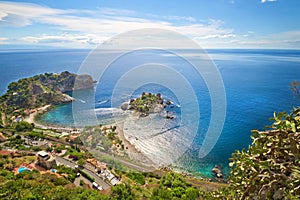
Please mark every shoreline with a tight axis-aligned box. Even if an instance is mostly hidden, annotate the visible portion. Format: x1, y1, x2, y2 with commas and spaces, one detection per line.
24, 104, 154, 167
24, 104, 79, 133
114, 120, 155, 167
23, 104, 219, 180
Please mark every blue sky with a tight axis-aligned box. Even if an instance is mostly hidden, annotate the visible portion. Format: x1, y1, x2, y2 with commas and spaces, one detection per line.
0, 0, 300, 49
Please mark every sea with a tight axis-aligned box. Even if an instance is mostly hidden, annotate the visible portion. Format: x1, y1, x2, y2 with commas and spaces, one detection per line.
0, 48, 299, 178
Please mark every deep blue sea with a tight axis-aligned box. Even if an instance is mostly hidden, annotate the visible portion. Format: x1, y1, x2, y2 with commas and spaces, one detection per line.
1, 49, 299, 177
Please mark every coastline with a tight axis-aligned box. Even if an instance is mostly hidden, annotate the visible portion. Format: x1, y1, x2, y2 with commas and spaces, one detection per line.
24, 104, 78, 133
114, 121, 155, 166
24, 104, 154, 167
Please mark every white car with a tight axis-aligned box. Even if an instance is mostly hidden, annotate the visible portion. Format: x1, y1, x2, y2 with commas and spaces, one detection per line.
97, 186, 103, 191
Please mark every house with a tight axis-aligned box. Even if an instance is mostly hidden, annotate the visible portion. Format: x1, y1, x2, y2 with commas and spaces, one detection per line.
106, 172, 115, 181
0, 150, 14, 156
110, 177, 119, 186
37, 151, 57, 169
86, 158, 107, 173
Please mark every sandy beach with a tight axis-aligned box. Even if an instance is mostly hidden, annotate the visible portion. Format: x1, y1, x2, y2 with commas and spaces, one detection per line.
24, 104, 78, 133
114, 121, 155, 166
24, 104, 154, 167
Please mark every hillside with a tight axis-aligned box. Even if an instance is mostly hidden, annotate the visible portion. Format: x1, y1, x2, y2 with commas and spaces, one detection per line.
0, 71, 94, 126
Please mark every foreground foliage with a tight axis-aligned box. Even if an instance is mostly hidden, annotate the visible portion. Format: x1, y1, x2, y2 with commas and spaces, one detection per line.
0, 170, 109, 200
225, 107, 300, 199
151, 172, 201, 200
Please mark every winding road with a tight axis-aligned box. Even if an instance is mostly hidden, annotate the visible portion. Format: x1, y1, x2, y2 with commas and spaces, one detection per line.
55, 156, 110, 190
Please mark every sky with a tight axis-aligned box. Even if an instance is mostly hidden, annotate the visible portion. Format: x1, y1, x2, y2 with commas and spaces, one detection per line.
0, 0, 300, 49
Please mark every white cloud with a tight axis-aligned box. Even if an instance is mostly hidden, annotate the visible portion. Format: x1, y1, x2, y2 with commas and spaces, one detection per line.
0, 11, 8, 21
20, 34, 106, 48
1, 1, 298, 49
261, 0, 277, 3
195, 34, 236, 39
162, 15, 196, 22
0, 1, 235, 48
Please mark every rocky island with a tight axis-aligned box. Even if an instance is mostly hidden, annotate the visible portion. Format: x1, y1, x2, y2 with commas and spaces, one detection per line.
121, 92, 175, 119
0, 71, 94, 127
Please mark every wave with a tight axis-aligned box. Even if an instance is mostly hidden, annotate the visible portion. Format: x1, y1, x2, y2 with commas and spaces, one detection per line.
77, 99, 86, 103
94, 107, 123, 115
96, 99, 110, 105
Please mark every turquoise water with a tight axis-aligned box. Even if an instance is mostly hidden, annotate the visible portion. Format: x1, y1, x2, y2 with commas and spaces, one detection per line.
18, 166, 31, 173
1, 49, 300, 177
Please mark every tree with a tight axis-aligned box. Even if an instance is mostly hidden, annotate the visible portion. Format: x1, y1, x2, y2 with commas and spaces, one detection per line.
111, 183, 135, 200
151, 172, 199, 200
78, 159, 86, 167
15, 121, 34, 132
126, 172, 145, 185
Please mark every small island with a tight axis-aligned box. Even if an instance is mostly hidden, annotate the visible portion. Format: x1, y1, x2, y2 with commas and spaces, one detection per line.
121, 92, 175, 119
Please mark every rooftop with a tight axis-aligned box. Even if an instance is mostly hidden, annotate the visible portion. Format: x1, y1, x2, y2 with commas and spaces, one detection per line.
37, 151, 49, 157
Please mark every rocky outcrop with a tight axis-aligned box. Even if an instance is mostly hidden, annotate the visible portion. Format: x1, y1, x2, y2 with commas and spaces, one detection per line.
32, 84, 44, 95
74, 74, 95, 91
121, 102, 130, 111
212, 165, 223, 178
211, 165, 226, 183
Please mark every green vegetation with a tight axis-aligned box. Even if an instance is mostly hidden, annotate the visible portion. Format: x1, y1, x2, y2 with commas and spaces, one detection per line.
126, 171, 145, 185
111, 183, 136, 200
99, 155, 127, 171
0, 71, 94, 127
56, 165, 77, 182
15, 121, 34, 132
1, 72, 74, 114
151, 172, 200, 200
129, 92, 163, 115
1, 155, 36, 171
78, 169, 95, 182
81, 125, 125, 155
215, 107, 300, 199
1, 74, 299, 199
26, 130, 45, 139
66, 146, 89, 160
0, 169, 109, 200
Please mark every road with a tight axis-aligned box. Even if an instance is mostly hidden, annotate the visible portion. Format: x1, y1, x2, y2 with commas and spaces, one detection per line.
55, 156, 110, 190
28, 129, 155, 173
87, 147, 155, 173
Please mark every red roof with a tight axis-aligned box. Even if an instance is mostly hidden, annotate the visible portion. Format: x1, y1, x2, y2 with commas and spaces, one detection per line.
0, 150, 14, 155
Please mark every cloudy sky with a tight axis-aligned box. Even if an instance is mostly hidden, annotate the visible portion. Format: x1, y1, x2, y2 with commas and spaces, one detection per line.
0, 0, 300, 49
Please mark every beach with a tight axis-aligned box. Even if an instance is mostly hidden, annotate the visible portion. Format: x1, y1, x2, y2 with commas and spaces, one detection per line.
24, 105, 79, 133
115, 121, 155, 166
24, 104, 155, 167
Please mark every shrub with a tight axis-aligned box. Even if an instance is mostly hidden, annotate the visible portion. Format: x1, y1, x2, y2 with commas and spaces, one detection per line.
15, 121, 34, 132
227, 108, 300, 199
126, 172, 145, 185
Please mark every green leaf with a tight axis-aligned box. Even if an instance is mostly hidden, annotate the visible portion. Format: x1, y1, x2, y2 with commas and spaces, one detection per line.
291, 123, 296, 132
